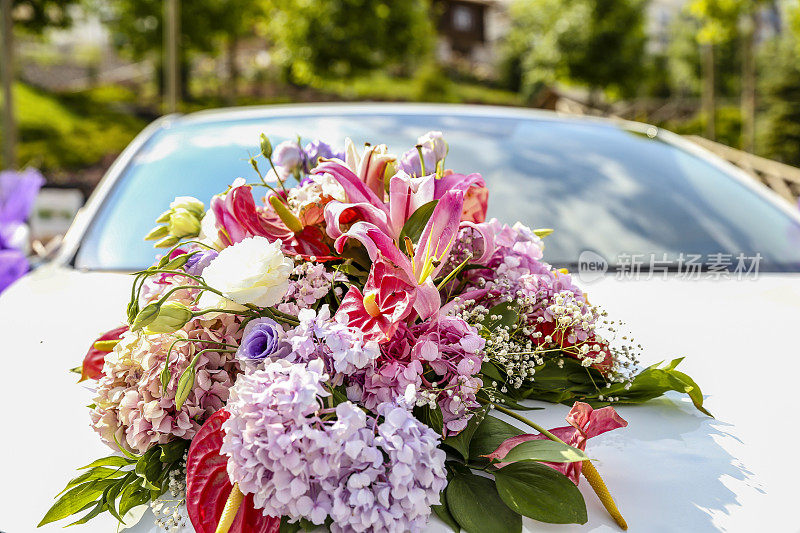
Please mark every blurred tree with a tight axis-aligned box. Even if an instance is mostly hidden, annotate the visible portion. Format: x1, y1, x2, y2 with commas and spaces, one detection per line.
502, 0, 647, 102
665, 11, 741, 98
258, 0, 434, 83
9, 0, 77, 33
2, 0, 81, 168
760, 7, 800, 165
686, 0, 742, 140
96, 0, 261, 100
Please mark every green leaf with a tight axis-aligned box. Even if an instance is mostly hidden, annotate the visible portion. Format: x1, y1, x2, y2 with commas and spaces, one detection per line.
480, 361, 504, 382
66, 500, 106, 526
443, 407, 487, 460
495, 440, 588, 464
62, 467, 126, 493
135, 447, 164, 488
600, 358, 713, 416
446, 469, 521, 533
78, 456, 133, 470
38, 481, 115, 527
280, 516, 302, 533
413, 404, 444, 435
469, 415, 524, 460
432, 491, 460, 532
494, 462, 587, 524
479, 301, 519, 331
159, 440, 189, 463
671, 369, 713, 417
399, 199, 438, 245
118, 481, 151, 516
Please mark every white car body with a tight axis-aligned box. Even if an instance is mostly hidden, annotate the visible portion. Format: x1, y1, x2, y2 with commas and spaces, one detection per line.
2, 104, 799, 533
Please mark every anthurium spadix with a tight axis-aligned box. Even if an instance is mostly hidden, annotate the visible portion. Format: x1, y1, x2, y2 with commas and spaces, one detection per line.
334, 189, 465, 319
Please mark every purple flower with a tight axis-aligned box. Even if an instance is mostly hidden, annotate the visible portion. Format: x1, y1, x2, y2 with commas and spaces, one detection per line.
304, 140, 344, 168
273, 141, 305, 172
0, 168, 44, 224
236, 317, 285, 362
184, 249, 218, 276
0, 248, 28, 293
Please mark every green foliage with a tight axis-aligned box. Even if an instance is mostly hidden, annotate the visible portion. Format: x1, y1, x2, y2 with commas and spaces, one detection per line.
492, 440, 588, 464
663, 105, 742, 148
260, 0, 435, 83
759, 35, 800, 166
0, 83, 145, 172
494, 462, 587, 524
445, 466, 522, 533
11, 0, 78, 33
96, 0, 259, 61
687, 0, 744, 45
515, 356, 712, 416
503, 0, 647, 99
39, 440, 189, 527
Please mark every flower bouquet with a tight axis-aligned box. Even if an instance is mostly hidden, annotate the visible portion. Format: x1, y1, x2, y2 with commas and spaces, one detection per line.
41, 132, 709, 532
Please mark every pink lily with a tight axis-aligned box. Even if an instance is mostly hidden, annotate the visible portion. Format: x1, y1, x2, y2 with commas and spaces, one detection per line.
335, 254, 416, 341
317, 161, 437, 241
343, 139, 396, 199
208, 178, 293, 247
334, 189, 466, 319
484, 402, 628, 484
434, 172, 489, 223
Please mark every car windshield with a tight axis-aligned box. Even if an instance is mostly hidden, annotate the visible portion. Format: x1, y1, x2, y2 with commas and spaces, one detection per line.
74, 110, 800, 272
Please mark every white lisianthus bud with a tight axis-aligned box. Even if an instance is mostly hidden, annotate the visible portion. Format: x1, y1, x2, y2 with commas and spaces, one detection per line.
169, 196, 204, 216
168, 207, 202, 238
200, 236, 293, 308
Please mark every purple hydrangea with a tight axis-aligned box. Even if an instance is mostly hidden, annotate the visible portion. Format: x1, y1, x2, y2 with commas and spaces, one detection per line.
282, 305, 380, 382
220, 359, 447, 532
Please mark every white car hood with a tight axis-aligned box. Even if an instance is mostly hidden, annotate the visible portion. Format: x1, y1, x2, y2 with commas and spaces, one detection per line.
1, 266, 799, 532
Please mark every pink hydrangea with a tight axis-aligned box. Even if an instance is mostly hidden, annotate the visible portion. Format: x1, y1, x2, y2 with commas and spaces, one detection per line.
90, 313, 242, 454
360, 316, 484, 435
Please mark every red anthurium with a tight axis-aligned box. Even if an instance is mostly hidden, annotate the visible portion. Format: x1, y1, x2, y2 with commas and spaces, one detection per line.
484, 402, 627, 484
79, 325, 128, 382
186, 410, 280, 533
336, 254, 416, 341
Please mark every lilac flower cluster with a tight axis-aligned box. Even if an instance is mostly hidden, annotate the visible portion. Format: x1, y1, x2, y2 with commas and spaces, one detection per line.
271, 140, 345, 181
221, 359, 447, 533
277, 261, 343, 316
282, 306, 380, 381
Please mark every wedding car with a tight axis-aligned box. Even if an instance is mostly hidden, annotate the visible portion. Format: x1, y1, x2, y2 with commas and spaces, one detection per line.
2, 104, 799, 532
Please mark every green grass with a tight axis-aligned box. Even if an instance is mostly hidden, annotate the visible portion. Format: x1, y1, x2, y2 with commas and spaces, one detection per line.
0, 82, 147, 171
1, 72, 521, 174
314, 71, 524, 106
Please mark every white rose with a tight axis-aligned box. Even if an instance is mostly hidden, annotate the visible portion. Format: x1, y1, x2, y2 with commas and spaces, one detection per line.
199, 236, 293, 309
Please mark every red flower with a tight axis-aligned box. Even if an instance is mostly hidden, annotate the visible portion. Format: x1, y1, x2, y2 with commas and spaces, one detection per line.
484, 402, 627, 484
336, 254, 416, 341
79, 325, 128, 381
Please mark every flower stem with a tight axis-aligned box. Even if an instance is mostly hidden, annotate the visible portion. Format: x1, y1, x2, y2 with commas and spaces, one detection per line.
491, 403, 564, 443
